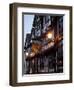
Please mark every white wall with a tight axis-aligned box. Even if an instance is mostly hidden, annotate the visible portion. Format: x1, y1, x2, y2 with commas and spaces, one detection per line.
0, 0, 74, 90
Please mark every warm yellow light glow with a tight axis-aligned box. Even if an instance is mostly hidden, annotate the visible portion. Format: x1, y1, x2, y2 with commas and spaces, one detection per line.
30, 52, 35, 57
47, 32, 53, 39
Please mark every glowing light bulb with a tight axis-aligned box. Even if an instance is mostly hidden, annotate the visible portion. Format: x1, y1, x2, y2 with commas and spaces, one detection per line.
25, 52, 29, 56
47, 32, 52, 39
30, 52, 35, 57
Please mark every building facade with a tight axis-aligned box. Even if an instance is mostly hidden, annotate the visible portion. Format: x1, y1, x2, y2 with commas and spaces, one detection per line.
24, 15, 63, 74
